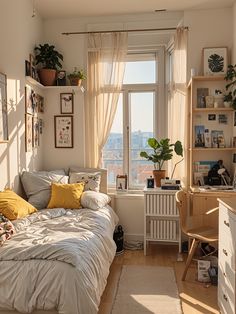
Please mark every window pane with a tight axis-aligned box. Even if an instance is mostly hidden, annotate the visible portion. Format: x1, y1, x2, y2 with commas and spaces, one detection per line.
103, 95, 123, 186
130, 92, 154, 187
123, 54, 156, 84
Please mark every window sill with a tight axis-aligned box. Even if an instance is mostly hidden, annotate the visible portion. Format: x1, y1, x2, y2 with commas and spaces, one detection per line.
108, 190, 144, 199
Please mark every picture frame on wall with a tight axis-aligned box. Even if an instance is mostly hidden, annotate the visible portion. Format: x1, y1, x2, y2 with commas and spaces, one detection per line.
54, 115, 73, 148
0, 72, 8, 142
25, 85, 34, 115
60, 93, 74, 114
33, 117, 40, 147
25, 113, 33, 152
203, 47, 228, 76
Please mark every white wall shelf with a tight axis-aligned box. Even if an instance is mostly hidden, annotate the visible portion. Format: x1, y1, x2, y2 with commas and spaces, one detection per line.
26, 76, 84, 91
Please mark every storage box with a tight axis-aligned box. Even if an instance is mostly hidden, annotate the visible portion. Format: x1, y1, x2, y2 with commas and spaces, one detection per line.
197, 260, 211, 282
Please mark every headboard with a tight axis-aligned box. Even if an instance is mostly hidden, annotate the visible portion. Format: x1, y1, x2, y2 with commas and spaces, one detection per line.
69, 167, 108, 194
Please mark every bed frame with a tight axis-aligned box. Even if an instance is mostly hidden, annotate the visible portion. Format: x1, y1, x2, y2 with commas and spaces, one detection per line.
1, 168, 108, 314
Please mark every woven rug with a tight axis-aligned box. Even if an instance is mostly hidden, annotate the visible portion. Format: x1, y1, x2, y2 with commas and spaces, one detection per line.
112, 265, 182, 314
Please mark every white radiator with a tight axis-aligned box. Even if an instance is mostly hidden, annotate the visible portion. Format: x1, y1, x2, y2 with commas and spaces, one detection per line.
146, 193, 179, 241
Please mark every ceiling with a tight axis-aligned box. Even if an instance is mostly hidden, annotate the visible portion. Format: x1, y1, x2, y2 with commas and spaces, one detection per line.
35, 0, 235, 19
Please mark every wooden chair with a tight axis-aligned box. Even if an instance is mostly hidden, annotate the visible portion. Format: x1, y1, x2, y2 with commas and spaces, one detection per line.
175, 190, 218, 281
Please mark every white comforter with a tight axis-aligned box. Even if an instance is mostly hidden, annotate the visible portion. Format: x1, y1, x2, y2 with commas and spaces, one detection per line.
0, 206, 118, 314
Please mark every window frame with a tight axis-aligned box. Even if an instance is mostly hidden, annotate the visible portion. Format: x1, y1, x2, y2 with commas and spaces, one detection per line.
104, 47, 166, 190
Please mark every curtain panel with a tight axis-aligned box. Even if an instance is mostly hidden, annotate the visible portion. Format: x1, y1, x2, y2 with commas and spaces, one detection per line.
85, 32, 128, 168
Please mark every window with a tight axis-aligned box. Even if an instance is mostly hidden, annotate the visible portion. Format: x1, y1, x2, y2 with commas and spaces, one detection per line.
103, 51, 165, 189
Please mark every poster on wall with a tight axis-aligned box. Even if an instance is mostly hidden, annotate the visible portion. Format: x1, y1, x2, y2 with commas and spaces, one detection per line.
203, 47, 228, 76
25, 113, 33, 152
0, 72, 8, 142
54, 115, 73, 148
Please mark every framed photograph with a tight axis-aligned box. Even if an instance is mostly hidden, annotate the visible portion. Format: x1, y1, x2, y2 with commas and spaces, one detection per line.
25, 113, 33, 152
57, 71, 66, 86
205, 95, 214, 108
0, 72, 8, 142
196, 88, 208, 108
208, 114, 216, 121
218, 114, 228, 124
116, 174, 128, 192
60, 93, 74, 114
36, 94, 44, 113
54, 115, 73, 148
194, 125, 205, 147
25, 86, 34, 114
33, 117, 40, 147
203, 47, 228, 76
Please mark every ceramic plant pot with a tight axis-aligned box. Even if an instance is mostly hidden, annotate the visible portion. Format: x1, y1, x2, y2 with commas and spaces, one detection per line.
38, 69, 57, 86
153, 170, 166, 187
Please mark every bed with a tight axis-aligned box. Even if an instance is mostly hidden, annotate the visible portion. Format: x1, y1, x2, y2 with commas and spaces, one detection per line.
0, 168, 118, 314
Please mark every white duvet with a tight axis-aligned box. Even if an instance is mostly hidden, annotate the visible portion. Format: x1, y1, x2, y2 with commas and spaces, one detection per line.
0, 206, 118, 314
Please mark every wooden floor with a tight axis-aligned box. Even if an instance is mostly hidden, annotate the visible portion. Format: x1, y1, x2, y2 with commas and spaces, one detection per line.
98, 244, 219, 314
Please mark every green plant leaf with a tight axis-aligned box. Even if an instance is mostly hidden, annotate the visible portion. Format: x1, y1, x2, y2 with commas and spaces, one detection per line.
148, 138, 158, 149
174, 141, 183, 156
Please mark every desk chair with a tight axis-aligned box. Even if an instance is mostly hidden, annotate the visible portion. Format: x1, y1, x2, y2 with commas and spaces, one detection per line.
175, 190, 218, 281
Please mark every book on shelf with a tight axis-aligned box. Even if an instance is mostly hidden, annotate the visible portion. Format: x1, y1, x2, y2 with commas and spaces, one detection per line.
211, 130, 225, 148
194, 125, 205, 147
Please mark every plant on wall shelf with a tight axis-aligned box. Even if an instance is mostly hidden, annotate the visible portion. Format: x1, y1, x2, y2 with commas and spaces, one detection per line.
140, 137, 183, 187
224, 64, 236, 109
34, 43, 63, 86
68, 67, 86, 86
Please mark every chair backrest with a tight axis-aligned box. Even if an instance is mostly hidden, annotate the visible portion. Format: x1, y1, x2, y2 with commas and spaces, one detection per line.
175, 190, 188, 234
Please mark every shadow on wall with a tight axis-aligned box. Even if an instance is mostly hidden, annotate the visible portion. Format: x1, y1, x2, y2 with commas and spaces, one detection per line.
0, 78, 36, 194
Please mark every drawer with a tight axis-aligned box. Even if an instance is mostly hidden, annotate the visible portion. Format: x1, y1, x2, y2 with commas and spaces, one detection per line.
219, 242, 236, 271
219, 205, 236, 253
218, 266, 236, 305
218, 284, 235, 314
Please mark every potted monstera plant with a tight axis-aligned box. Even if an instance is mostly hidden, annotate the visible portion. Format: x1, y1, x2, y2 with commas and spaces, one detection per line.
140, 137, 183, 187
34, 44, 63, 86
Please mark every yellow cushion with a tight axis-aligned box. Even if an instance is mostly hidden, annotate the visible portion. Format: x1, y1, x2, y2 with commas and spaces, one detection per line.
47, 182, 84, 209
0, 189, 37, 220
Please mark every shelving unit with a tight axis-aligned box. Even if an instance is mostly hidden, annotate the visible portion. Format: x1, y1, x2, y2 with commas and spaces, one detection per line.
25, 76, 83, 91
143, 188, 181, 255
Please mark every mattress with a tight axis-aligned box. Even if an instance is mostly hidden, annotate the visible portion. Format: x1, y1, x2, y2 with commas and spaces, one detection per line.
0, 206, 118, 314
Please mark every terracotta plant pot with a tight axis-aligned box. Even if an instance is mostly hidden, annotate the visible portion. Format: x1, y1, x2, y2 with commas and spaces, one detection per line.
38, 69, 57, 86
153, 170, 166, 187
69, 77, 82, 86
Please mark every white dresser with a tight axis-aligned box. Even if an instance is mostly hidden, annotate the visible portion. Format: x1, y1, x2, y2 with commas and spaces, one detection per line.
218, 198, 236, 314
143, 188, 181, 255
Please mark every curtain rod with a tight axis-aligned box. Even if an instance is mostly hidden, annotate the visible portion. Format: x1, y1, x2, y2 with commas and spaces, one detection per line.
62, 26, 188, 35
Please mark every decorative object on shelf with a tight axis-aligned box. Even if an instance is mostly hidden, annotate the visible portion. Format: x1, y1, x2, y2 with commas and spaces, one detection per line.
208, 114, 216, 121
60, 93, 74, 114
146, 176, 155, 188
0, 72, 8, 142
218, 114, 228, 124
194, 125, 205, 147
54, 115, 73, 148
197, 88, 208, 108
213, 89, 224, 108
34, 44, 63, 86
203, 47, 228, 76
57, 70, 66, 86
224, 64, 236, 109
205, 95, 214, 108
211, 130, 225, 148
204, 129, 211, 148
116, 174, 128, 192
25, 113, 33, 152
68, 67, 86, 86
140, 138, 183, 187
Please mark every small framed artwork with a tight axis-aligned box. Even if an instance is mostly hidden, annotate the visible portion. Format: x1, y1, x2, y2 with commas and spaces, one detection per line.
25, 113, 33, 152
218, 114, 228, 124
57, 71, 66, 86
25, 86, 33, 115
60, 93, 74, 114
0, 72, 8, 142
39, 118, 43, 134
54, 115, 73, 148
25, 60, 31, 76
196, 88, 208, 108
36, 94, 44, 113
33, 117, 40, 147
208, 114, 216, 121
203, 47, 228, 76
116, 174, 128, 192
205, 95, 214, 108
194, 125, 205, 147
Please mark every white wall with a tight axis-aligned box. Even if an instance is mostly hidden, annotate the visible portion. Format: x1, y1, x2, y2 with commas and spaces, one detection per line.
184, 8, 233, 81
0, 0, 44, 193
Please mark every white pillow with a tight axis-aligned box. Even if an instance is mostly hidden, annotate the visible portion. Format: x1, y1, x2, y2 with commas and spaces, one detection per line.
69, 172, 101, 192
81, 191, 111, 210
21, 170, 68, 210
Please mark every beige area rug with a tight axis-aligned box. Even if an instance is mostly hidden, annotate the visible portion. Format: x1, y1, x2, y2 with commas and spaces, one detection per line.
112, 265, 182, 314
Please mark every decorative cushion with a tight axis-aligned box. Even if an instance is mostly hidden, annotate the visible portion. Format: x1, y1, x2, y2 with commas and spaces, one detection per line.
0, 213, 15, 246
0, 189, 37, 220
69, 172, 101, 192
21, 170, 69, 209
81, 191, 111, 210
47, 183, 85, 209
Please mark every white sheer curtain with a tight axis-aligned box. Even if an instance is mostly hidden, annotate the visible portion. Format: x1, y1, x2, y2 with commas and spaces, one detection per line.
85, 32, 128, 168
168, 27, 188, 186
